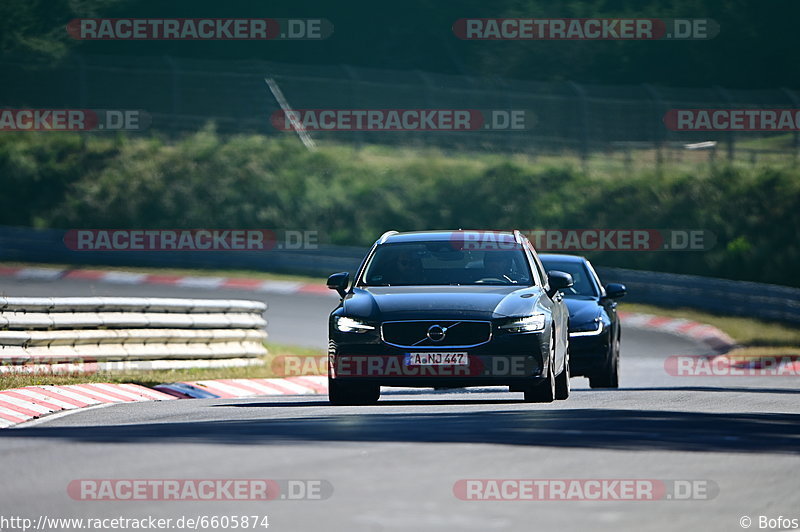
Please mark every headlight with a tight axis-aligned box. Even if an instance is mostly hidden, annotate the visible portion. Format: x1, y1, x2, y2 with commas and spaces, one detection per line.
570, 318, 605, 337
499, 314, 546, 333
334, 316, 375, 333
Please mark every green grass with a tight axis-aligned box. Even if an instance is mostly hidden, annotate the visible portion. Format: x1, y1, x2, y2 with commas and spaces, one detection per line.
723, 346, 800, 363
619, 302, 800, 347
0, 342, 326, 391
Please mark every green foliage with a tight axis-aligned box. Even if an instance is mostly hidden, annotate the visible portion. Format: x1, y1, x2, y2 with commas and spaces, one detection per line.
0, 0, 124, 62
2, 130, 799, 286
1, 0, 798, 89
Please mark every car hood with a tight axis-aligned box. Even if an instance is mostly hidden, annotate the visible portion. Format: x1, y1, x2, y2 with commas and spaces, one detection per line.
563, 296, 603, 326
342, 285, 547, 320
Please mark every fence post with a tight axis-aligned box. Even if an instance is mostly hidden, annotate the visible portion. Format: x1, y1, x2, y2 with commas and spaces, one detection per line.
713, 85, 735, 162
75, 55, 88, 108
415, 70, 440, 150
163, 56, 181, 130
643, 83, 666, 174
341, 64, 364, 150
567, 81, 590, 172
781, 87, 800, 166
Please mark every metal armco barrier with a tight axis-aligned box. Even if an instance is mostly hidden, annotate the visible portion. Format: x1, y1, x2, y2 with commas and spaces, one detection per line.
2, 226, 799, 325
596, 267, 800, 325
0, 225, 364, 277
0, 297, 267, 366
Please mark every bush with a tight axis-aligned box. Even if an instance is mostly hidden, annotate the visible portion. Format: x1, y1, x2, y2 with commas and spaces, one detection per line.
2, 129, 798, 286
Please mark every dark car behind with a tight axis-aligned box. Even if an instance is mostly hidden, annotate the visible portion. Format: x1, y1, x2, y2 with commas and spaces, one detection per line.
540, 254, 626, 388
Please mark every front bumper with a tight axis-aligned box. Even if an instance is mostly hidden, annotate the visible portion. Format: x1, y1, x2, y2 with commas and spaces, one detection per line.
568, 328, 611, 376
329, 327, 549, 388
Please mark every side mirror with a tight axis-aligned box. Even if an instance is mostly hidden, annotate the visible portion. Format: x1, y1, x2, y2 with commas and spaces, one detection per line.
327, 272, 350, 298
603, 283, 627, 299
546, 270, 574, 295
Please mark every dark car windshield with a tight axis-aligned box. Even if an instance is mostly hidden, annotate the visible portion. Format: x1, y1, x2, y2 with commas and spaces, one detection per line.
540, 259, 599, 297
360, 242, 533, 286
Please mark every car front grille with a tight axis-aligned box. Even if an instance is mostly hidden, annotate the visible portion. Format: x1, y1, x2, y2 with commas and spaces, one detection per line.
381, 320, 492, 348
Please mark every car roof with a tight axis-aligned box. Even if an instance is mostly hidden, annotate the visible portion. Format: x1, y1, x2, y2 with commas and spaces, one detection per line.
379, 230, 517, 244
539, 253, 589, 263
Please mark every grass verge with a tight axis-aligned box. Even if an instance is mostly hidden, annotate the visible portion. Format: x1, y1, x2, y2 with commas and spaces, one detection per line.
620, 302, 800, 362
0, 342, 326, 391
619, 303, 800, 346
723, 347, 800, 364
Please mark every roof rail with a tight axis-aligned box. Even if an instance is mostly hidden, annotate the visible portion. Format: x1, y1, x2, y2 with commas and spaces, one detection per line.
378, 230, 399, 244
513, 229, 524, 244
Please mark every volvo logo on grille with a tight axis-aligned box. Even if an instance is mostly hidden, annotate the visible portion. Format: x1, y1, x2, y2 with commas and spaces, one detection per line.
427, 324, 447, 342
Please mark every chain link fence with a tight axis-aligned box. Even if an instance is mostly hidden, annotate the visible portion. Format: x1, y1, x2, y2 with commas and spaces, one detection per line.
2, 54, 799, 168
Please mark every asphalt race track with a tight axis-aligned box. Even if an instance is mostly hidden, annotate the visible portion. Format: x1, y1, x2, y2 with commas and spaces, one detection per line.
1, 276, 799, 532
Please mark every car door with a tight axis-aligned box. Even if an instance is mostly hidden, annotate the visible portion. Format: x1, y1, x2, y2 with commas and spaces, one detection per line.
524, 240, 569, 371
587, 259, 619, 341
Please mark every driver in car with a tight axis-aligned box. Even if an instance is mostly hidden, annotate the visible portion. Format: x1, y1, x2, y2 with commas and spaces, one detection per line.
481, 251, 516, 283
391, 249, 424, 284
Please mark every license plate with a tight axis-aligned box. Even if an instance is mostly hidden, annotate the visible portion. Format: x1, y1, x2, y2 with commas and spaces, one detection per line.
405, 352, 468, 366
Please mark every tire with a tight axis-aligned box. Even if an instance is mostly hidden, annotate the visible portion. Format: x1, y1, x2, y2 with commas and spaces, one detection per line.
555, 335, 570, 400
523, 333, 556, 403
328, 377, 380, 405
589, 333, 619, 389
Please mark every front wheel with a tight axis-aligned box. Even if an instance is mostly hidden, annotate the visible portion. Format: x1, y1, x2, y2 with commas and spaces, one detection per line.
523, 333, 556, 403
328, 377, 380, 405
589, 334, 619, 389
555, 336, 570, 400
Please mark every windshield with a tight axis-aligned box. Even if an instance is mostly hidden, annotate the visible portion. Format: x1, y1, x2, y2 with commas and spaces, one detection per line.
540, 259, 599, 297
360, 242, 533, 286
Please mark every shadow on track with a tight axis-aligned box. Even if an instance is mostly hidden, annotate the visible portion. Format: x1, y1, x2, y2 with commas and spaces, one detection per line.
615, 386, 800, 395
3, 408, 800, 454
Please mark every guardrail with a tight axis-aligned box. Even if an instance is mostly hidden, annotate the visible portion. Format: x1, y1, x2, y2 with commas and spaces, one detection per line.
596, 267, 800, 325
0, 297, 268, 369
2, 226, 799, 325
0, 225, 364, 277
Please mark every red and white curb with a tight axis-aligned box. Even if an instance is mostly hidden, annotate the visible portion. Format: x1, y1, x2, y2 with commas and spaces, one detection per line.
618, 312, 799, 373
154, 377, 429, 399
0, 311, 781, 429
155, 376, 327, 399
619, 312, 737, 353
0, 383, 175, 428
0, 266, 336, 297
